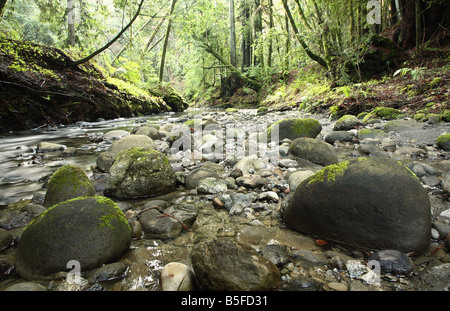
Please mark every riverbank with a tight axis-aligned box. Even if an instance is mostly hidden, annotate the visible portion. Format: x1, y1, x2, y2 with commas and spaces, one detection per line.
0, 37, 187, 132
0, 107, 449, 291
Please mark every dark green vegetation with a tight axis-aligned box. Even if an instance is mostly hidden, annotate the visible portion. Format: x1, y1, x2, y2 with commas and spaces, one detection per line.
0, 0, 449, 131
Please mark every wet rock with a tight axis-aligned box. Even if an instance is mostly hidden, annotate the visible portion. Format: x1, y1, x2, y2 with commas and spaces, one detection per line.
0, 228, 13, 251
436, 133, 450, 151
197, 177, 228, 194
37, 142, 66, 153
185, 167, 219, 189
104, 148, 176, 199
0, 201, 45, 230
289, 137, 339, 166
416, 263, 450, 291
324, 131, 356, 144
160, 262, 196, 291
135, 126, 163, 140
333, 115, 361, 131
139, 204, 197, 239
103, 130, 130, 141
287, 170, 315, 191
15, 196, 131, 280
259, 118, 322, 142
43, 165, 95, 208
284, 276, 321, 291
191, 238, 281, 290
281, 157, 431, 253
96, 134, 156, 172
3, 282, 47, 291
368, 249, 414, 276
88, 262, 129, 284
233, 155, 266, 174
261, 245, 290, 268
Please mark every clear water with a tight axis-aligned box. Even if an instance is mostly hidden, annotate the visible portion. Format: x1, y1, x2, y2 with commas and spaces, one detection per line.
0, 113, 182, 206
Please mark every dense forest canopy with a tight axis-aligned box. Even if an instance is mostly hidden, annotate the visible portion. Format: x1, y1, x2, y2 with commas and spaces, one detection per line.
0, 0, 449, 104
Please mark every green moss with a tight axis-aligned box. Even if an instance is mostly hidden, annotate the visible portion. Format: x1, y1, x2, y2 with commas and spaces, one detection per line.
308, 161, 350, 185
184, 119, 196, 128
48, 165, 93, 193
437, 133, 450, 145
226, 108, 238, 113
362, 107, 403, 123
25, 196, 130, 232
291, 118, 320, 137
441, 110, 450, 122
429, 77, 442, 88
357, 112, 369, 120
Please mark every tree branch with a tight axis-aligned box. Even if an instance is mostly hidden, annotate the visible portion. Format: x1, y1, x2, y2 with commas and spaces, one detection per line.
72, 0, 145, 67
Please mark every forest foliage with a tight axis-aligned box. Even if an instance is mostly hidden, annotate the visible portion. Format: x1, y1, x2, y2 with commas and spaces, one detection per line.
0, 0, 449, 108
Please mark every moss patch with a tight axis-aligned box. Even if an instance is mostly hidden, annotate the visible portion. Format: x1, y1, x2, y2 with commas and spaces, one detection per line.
308, 161, 350, 185
362, 107, 403, 123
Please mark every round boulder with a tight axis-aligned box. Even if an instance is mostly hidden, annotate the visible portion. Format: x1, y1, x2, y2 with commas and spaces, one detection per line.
191, 238, 280, 291
104, 148, 176, 199
281, 157, 431, 253
96, 134, 156, 172
333, 115, 361, 131
259, 118, 322, 142
43, 165, 95, 208
15, 196, 131, 280
289, 137, 339, 166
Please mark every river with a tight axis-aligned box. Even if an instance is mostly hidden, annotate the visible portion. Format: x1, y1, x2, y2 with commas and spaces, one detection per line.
0, 112, 183, 206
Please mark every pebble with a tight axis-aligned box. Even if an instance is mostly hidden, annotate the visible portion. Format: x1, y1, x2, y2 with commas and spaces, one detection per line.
328, 282, 348, 291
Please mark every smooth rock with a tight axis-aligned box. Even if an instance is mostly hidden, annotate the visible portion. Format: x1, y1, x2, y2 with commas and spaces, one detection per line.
160, 262, 196, 291
191, 239, 280, 291
282, 157, 431, 253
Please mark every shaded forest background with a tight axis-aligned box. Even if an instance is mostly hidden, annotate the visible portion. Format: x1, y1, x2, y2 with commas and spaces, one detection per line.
0, 0, 449, 130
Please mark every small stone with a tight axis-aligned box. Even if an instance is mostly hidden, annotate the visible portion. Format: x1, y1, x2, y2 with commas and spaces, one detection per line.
160, 262, 196, 291
328, 281, 348, 291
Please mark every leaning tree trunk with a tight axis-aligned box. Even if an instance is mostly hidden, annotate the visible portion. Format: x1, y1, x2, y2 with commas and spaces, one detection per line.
159, 0, 177, 84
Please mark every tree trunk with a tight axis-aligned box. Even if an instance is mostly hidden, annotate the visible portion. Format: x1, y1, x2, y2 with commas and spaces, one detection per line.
0, 0, 7, 17
72, 0, 144, 66
229, 0, 239, 95
415, 0, 421, 48
159, 0, 177, 84
67, 0, 76, 47
267, 0, 274, 68
281, 0, 328, 69
192, 34, 261, 91
241, 1, 252, 72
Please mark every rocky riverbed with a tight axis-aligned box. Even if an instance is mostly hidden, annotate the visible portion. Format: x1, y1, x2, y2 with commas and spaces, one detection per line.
0, 108, 449, 291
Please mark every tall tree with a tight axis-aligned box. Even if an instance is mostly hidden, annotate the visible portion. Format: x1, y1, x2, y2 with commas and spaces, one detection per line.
281, 0, 328, 69
67, 0, 76, 47
159, 0, 177, 84
229, 0, 238, 94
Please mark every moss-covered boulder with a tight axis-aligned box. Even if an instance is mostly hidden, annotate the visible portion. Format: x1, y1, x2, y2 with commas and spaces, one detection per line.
362, 107, 403, 123
43, 165, 95, 208
104, 148, 176, 199
281, 157, 431, 253
96, 134, 156, 172
333, 115, 361, 131
259, 118, 322, 142
289, 137, 339, 166
436, 133, 450, 151
15, 196, 131, 280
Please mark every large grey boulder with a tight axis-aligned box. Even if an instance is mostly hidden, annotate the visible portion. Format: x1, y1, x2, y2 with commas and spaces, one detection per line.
281, 157, 431, 254
289, 137, 339, 166
15, 196, 131, 280
104, 148, 176, 199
